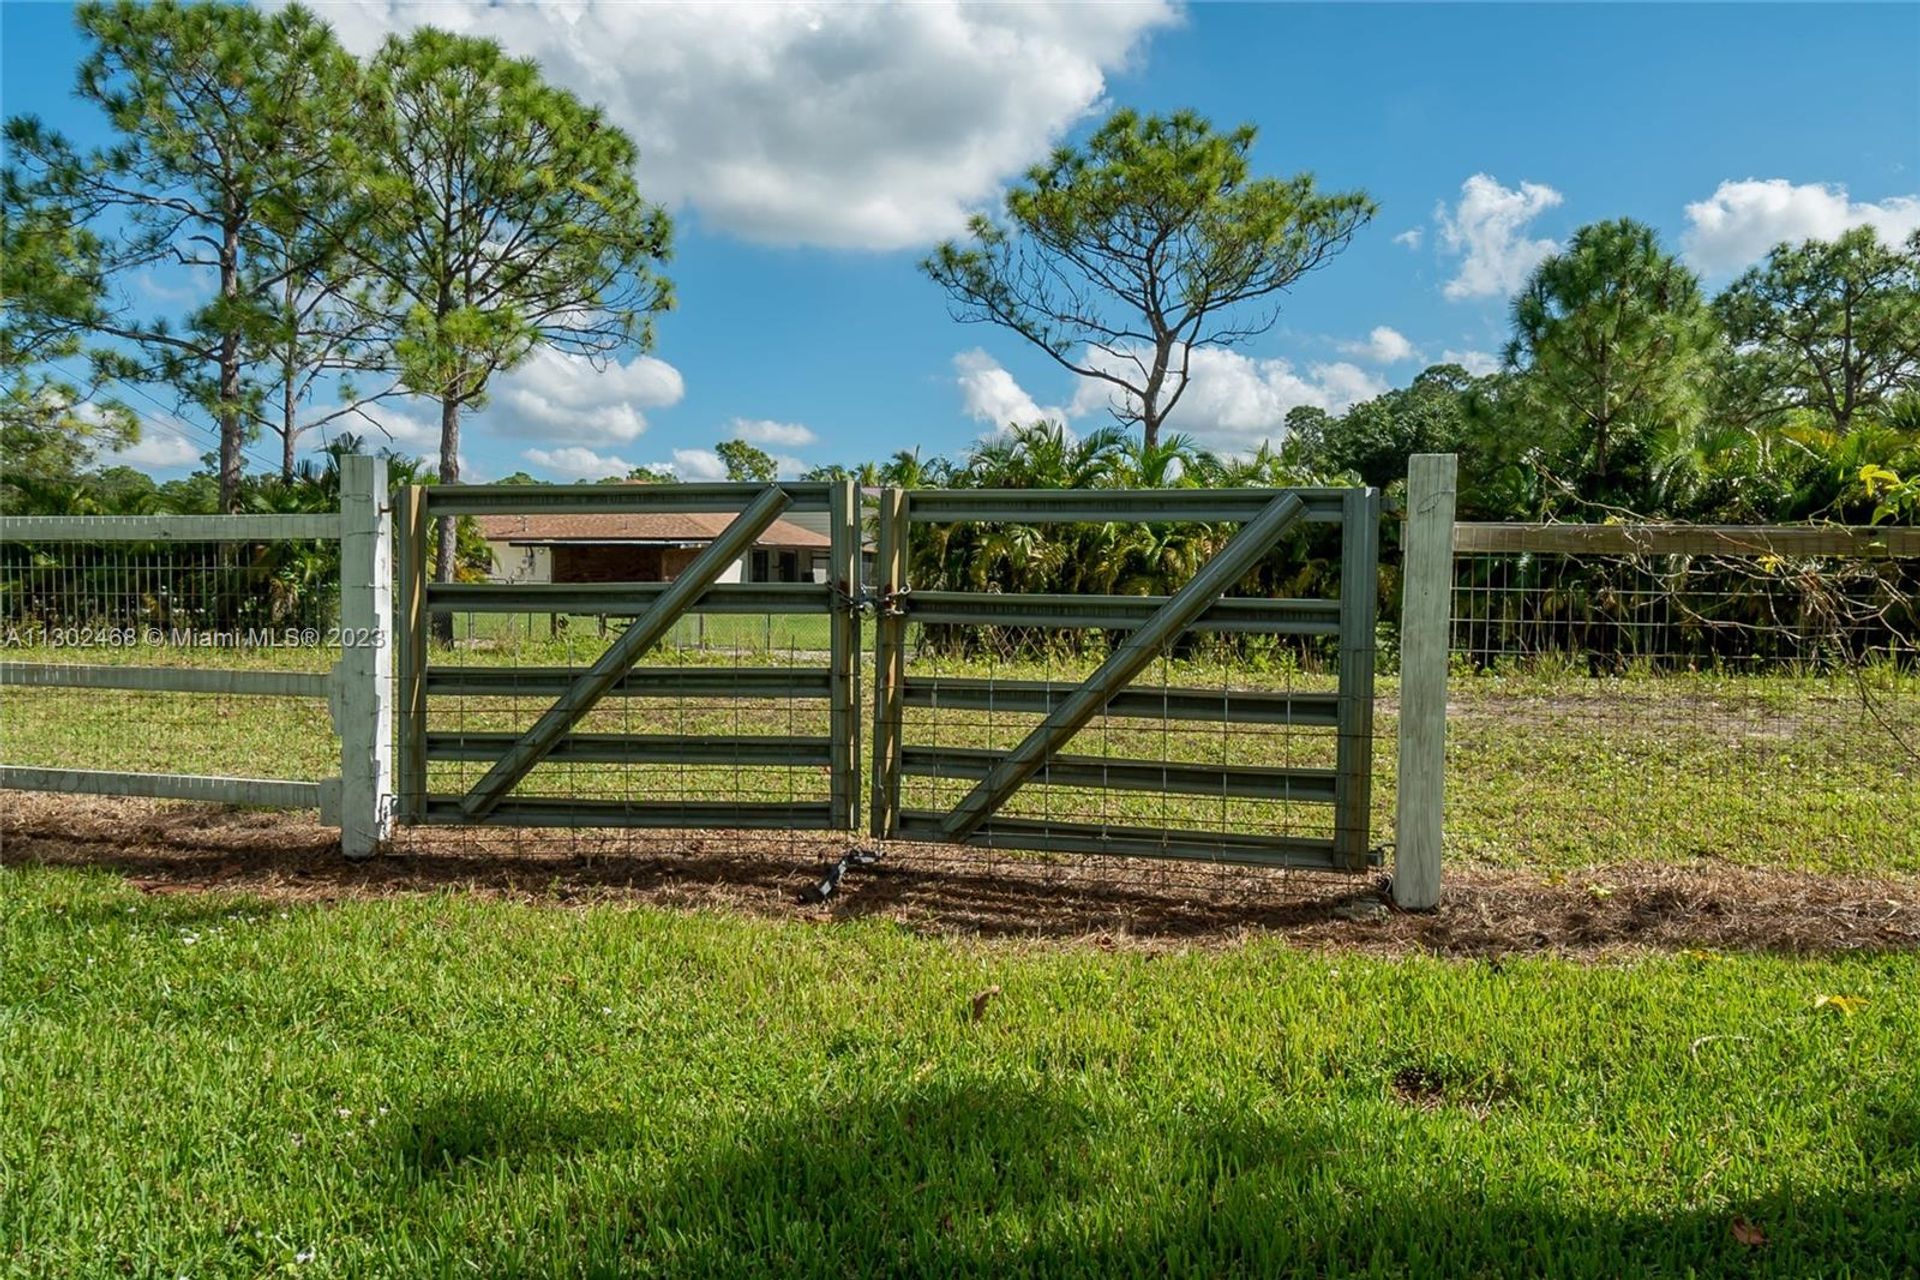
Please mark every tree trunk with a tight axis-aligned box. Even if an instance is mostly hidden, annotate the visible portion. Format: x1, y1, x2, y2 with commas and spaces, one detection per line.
1138, 334, 1174, 453
281, 358, 298, 481
1140, 409, 1161, 452
281, 276, 298, 481
217, 221, 245, 513
431, 394, 461, 644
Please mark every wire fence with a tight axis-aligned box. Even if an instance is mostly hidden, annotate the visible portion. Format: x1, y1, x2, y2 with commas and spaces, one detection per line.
7, 523, 1917, 902
0, 540, 341, 784
1444, 548, 1919, 873
896, 626, 1343, 853
390, 603, 836, 871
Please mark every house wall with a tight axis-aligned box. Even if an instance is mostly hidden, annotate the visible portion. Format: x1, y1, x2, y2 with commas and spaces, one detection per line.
486, 542, 746, 585
489, 542, 551, 585
553, 545, 665, 583
747, 548, 831, 583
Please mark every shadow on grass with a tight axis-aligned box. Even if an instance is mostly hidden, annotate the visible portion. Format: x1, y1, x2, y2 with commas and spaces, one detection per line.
383, 1082, 1918, 1278
398, 1089, 639, 1177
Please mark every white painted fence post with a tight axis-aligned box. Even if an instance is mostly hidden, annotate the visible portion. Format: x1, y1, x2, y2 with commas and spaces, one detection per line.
1394, 453, 1456, 909
336, 455, 393, 857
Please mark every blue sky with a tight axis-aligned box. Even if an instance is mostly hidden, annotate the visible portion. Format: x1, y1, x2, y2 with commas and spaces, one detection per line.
4, 1, 1917, 482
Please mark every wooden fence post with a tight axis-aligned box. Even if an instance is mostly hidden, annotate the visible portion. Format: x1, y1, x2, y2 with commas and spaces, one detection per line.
827, 478, 860, 831
868, 488, 908, 840
1394, 453, 1456, 909
393, 486, 428, 824
337, 454, 393, 858
1333, 485, 1381, 871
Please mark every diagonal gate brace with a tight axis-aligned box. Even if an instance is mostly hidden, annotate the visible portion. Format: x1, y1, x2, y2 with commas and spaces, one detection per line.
939, 491, 1309, 843
459, 485, 794, 819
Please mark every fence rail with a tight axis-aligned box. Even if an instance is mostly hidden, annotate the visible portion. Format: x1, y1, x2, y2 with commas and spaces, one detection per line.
1453, 521, 1920, 557
0, 513, 342, 542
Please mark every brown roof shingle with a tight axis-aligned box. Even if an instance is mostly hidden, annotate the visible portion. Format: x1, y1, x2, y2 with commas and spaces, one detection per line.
474, 512, 830, 549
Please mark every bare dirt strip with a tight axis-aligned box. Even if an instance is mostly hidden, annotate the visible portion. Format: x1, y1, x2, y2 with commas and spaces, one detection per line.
4, 793, 1915, 958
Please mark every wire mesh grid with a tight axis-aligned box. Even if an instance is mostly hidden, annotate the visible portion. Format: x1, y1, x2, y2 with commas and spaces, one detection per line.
387, 607, 841, 870
1445, 548, 1919, 870
0, 539, 341, 783
874, 500, 1370, 911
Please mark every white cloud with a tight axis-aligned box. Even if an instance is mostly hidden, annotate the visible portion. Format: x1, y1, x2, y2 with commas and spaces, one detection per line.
668, 448, 728, 481
1682, 179, 1920, 274
493, 348, 685, 445
1441, 348, 1502, 377
134, 271, 203, 306
1393, 228, 1423, 250
522, 445, 636, 481
953, 348, 1065, 428
348, 403, 442, 452
318, 1, 1177, 251
105, 429, 202, 471
1070, 346, 1388, 454
1339, 325, 1420, 364
726, 418, 816, 447
957, 340, 1394, 455
1436, 174, 1563, 300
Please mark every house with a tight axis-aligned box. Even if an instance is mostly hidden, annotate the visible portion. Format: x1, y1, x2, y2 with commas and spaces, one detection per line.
476, 512, 833, 586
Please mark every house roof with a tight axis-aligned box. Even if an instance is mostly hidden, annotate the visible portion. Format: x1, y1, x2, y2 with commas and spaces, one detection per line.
475, 512, 831, 549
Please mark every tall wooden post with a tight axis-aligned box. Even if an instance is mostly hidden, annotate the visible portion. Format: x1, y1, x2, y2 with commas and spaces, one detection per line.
1394, 453, 1456, 909
827, 479, 861, 831
1332, 486, 1381, 871
868, 488, 908, 840
394, 486, 428, 823
337, 455, 393, 857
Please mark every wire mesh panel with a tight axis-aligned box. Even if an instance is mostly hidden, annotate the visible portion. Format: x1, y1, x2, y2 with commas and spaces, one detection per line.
0, 531, 342, 792
1445, 535, 1920, 871
871, 487, 1380, 874
392, 481, 861, 868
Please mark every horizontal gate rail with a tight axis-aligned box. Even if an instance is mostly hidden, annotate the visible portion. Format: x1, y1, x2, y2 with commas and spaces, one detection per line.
422, 481, 836, 517
0, 765, 323, 808
426, 581, 830, 616
425, 665, 832, 700
900, 677, 1339, 725
902, 489, 1350, 525
0, 513, 341, 541
424, 732, 830, 766
900, 747, 1337, 801
417, 797, 835, 829
892, 811, 1343, 868
0, 662, 330, 698
903, 591, 1341, 634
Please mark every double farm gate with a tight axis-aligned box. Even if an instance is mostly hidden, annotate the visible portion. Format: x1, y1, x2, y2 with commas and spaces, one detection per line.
392, 481, 1380, 872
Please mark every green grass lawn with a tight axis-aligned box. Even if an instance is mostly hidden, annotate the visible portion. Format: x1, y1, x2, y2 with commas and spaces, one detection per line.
3, 866, 1915, 1278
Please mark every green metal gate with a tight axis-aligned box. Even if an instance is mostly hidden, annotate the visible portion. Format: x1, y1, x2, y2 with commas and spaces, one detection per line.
868, 486, 1380, 871
393, 480, 863, 831
393, 479, 1379, 874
